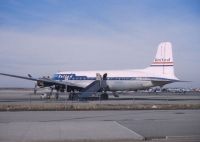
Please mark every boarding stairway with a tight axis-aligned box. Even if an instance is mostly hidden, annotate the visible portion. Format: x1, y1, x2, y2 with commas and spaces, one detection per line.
78, 73, 107, 100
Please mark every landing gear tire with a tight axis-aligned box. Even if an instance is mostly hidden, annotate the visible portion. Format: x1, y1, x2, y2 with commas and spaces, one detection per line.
55, 92, 59, 100
68, 93, 73, 100
100, 93, 108, 100
68, 93, 79, 100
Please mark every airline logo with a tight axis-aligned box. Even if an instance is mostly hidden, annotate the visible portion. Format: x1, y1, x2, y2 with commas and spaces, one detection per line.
53, 74, 72, 80
155, 58, 170, 62
53, 74, 89, 80
151, 58, 173, 66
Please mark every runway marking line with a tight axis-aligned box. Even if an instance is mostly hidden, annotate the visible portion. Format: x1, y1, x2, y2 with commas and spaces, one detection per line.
113, 121, 144, 140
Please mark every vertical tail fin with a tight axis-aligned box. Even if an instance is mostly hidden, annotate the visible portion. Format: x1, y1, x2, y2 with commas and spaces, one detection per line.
145, 42, 177, 79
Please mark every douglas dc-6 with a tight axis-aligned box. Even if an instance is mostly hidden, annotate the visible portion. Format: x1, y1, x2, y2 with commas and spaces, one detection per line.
0, 42, 181, 100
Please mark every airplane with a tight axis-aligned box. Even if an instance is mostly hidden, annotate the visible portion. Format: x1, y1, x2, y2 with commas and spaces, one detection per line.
0, 42, 180, 100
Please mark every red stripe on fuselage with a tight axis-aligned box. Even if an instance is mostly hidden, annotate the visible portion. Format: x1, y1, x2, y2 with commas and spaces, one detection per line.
152, 62, 174, 64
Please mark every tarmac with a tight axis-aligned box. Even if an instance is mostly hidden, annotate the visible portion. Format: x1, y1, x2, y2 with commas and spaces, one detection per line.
0, 89, 200, 105
0, 110, 200, 142
0, 89, 200, 142
0, 121, 144, 141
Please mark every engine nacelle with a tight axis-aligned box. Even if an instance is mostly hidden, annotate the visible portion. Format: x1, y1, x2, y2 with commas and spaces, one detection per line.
37, 80, 55, 88
37, 81, 44, 87
55, 85, 66, 92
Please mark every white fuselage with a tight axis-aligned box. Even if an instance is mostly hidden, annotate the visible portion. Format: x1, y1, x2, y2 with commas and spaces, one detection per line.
52, 42, 180, 91
53, 69, 175, 91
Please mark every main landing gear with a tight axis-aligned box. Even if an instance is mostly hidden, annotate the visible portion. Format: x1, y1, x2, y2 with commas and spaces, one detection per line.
100, 93, 108, 100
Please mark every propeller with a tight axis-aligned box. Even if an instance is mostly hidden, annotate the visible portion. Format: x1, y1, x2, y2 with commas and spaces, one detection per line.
28, 74, 32, 78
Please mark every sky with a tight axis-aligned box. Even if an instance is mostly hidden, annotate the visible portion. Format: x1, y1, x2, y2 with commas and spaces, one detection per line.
0, 0, 200, 88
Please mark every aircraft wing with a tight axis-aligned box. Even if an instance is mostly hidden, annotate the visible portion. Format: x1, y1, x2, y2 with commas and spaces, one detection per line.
0, 73, 77, 87
0, 73, 38, 81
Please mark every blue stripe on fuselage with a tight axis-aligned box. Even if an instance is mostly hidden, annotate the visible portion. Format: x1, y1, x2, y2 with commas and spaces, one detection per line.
53, 73, 135, 81
52, 73, 177, 82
